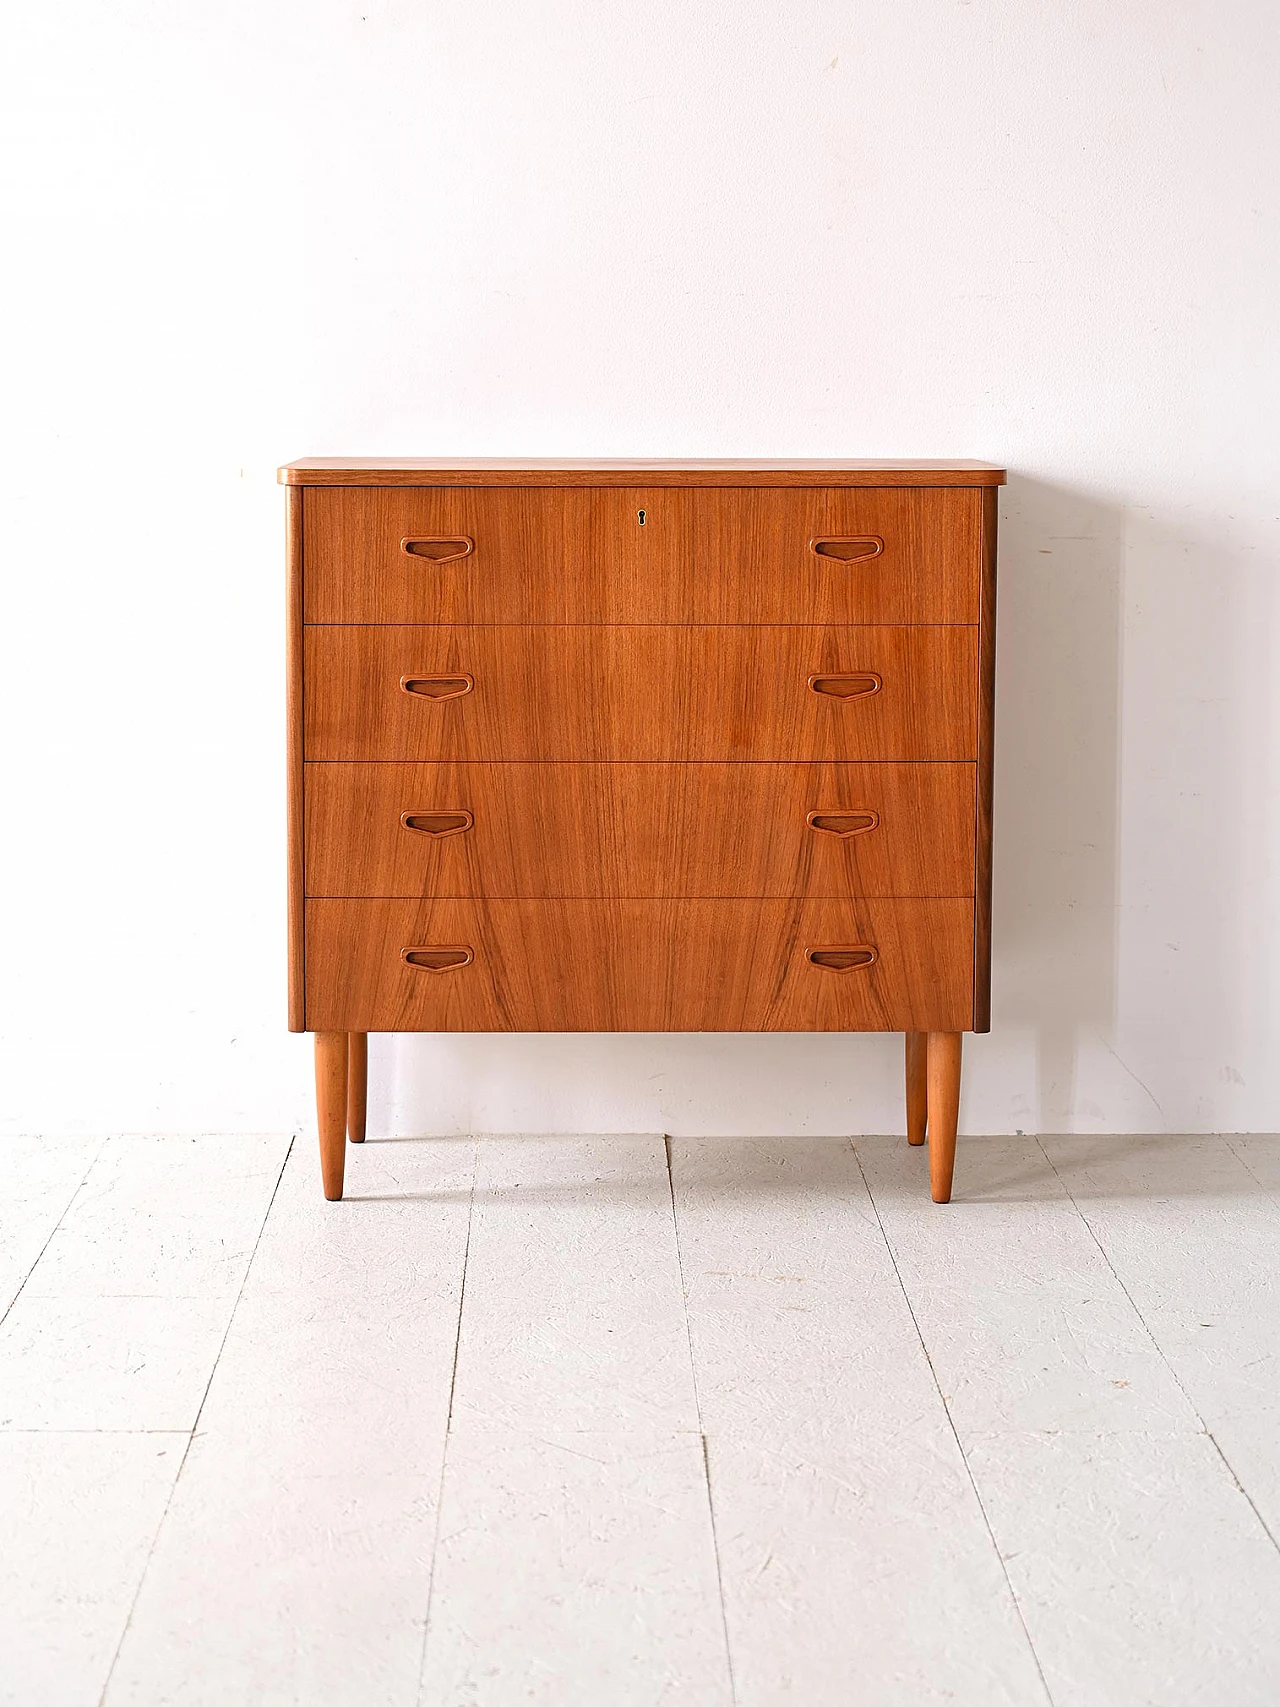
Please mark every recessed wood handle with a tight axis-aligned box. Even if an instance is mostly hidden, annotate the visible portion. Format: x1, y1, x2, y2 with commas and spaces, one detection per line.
807, 673, 882, 699
400, 810, 474, 838
808, 945, 878, 972
401, 946, 474, 972
400, 674, 474, 700
806, 810, 880, 838
401, 536, 474, 564
810, 536, 884, 562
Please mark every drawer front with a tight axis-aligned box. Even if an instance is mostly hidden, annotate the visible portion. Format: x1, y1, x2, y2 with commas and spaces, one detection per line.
305, 761, 976, 899
304, 898, 975, 1032
303, 486, 980, 625
303, 625, 977, 762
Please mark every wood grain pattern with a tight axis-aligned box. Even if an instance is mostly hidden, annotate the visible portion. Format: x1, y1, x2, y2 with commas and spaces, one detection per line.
284, 465, 999, 1201
973, 485, 998, 1032
281, 459, 1008, 487
286, 486, 305, 1031
303, 625, 978, 763
304, 898, 975, 1033
302, 486, 981, 625
303, 761, 977, 900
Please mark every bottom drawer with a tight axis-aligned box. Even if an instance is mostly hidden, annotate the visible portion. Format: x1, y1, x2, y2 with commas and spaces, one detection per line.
304, 898, 974, 1032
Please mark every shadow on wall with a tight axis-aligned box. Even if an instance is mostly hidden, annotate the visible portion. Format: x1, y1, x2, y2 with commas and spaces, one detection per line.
993, 476, 1122, 1133
998, 476, 1269, 1133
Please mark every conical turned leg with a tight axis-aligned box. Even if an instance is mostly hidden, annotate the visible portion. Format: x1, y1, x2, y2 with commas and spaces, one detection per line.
905, 1032, 928, 1146
314, 1031, 348, 1201
347, 1033, 368, 1144
926, 1031, 962, 1203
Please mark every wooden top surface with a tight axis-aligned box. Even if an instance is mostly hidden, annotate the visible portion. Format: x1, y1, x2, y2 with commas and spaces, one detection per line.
279, 457, 1006, 488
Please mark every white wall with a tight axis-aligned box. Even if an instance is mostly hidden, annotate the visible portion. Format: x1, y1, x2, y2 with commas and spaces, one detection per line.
2, 1, 1277, 1139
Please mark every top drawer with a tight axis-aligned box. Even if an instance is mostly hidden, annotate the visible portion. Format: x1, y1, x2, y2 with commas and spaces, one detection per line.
302, 485, 981, 626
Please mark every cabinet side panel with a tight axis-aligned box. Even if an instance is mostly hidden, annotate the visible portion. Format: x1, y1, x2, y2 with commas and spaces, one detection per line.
973, 485, 998, 1031
287, 484, 306, 1029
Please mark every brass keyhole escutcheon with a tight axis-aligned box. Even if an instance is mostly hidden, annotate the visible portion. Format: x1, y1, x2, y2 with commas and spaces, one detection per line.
637, 509, 646, 525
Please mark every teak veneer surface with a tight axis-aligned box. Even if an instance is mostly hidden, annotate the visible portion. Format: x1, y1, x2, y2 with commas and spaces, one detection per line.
302, 486, 981, 625
284, 457, 1001, 1199
281, 458, 1008, 487
303, 625, 978, 763
304, 897, 976, 1033
303, 761, 977, 900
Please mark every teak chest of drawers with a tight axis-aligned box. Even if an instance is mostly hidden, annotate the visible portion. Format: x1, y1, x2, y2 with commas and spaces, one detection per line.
281, 458, 1005, 1203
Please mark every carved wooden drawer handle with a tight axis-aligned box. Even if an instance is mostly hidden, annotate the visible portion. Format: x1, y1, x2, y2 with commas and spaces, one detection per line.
807, 810, 880, 838
400, 811, 474, 838
808, 945, 878, 972
810, 536, 884, 562
807, 673, 882, 699
400, 674, 474, 699
401, 536, 474, 564
401, 946, 474, 972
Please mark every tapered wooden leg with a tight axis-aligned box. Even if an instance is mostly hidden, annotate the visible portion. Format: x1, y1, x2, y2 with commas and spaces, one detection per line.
926, 1031, 962, 1203
347, 1033, 368, 1144
314, 1031, 348, 1201
905, 1032, 928, 1146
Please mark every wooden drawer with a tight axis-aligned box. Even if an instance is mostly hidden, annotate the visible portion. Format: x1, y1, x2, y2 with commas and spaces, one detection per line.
303, 625, 977, 762
302, 485, 980, 625
304, 761, 976, 899
304, 897, 975, 1032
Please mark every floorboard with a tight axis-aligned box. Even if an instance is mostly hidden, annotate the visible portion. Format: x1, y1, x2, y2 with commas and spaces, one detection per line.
0, 1431, 184, 1707
862, 1134, 1280, 1707
3, 1130, 1279, 1705
104, 1135, 475, 1707
967, 1427, 1280, 1706
1045, 1134, 1280, 1540
671, 1136, 1048, 1706
0, 1135, 288, 1430
0, 1136, 101, 1317
857, 1135, 1197, 1434
419, 1136, 731, 1707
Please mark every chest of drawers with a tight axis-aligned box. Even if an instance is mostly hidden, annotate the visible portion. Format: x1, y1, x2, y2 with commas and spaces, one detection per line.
281, 459, 1004, 1204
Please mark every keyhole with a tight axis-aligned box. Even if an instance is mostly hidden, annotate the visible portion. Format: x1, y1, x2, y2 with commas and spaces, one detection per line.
637, 509, 646, 525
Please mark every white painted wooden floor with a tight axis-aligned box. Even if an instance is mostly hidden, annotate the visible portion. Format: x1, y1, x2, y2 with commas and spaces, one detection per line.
4, 1133, 1280, 1706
